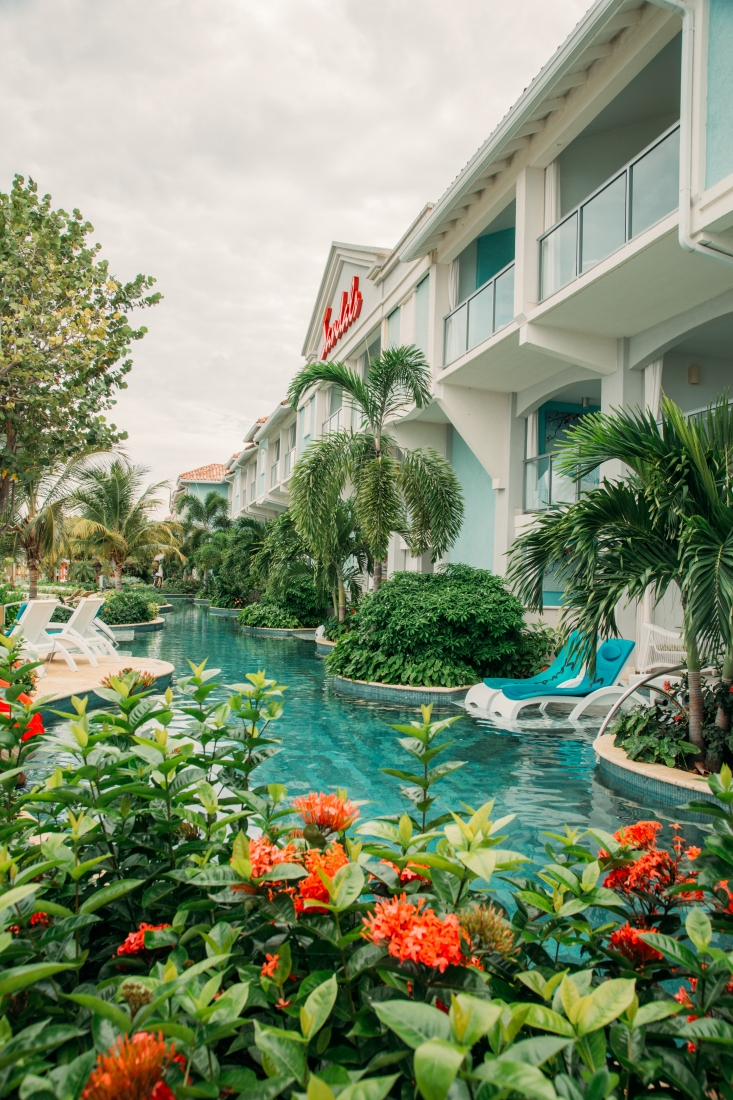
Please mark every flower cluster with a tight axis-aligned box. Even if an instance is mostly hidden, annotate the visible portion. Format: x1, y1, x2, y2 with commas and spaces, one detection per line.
296, 842, 350, 912
362, 894, 469, 973
248, 836, 300, 879
0, 680, 44, 742
116, 923, 172, 956
459, 902, 518, 960
81, 1032, 176, 1100
380, 859, 429, 884
602, 820, 703, 911
608, 922, 663, 968
292, 791, 360, 835
8, 910, 51, 936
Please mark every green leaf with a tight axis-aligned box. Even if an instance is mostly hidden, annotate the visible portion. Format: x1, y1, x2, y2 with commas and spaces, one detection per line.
685, 908, 712, 951
300, 974, 337, 1039
523, 1005, 575, 1037
633, 1001, 682, 1027
456, 849, 496, 883
500, 1036, 573, 1066
575, 979, 636, 1036
0, 962, 75, 997
679, 1017, 733, 1044
339, 1075, 400, 1100
373, 1000, 451, 1048
333, 862, 365, 909
637, 932, 701, 973
254, 1021, 307, 1086
0, 883, 41, 916
473, 1058, 558, 1100
79, 878, 142, 914
244, 1075, 294, 1100
449, 994, 502, 1046
65, 993, 132, 1033
414, 1039, 466, 1100
345, 942, 387, 979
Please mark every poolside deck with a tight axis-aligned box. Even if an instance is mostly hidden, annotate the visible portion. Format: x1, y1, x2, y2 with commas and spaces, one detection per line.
34, 654, 175, 709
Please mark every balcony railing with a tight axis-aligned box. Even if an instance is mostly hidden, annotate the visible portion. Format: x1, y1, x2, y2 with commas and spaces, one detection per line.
322, 408, 344, 434
283, 447, 295, 478
270, 461, 279, 487
539, 122, 680, 300
524, 453, 600, 512
443, 261, 515, 367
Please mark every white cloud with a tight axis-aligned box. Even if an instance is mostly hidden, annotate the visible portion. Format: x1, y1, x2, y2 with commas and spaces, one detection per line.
0, 0, 588, 500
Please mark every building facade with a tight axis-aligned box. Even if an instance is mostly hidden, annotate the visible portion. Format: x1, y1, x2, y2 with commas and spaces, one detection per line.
172, 463, 230, 511
231, 0, 733, 659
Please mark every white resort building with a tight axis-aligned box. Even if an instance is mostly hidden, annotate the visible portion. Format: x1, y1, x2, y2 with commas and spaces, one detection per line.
228, 0, 733, 666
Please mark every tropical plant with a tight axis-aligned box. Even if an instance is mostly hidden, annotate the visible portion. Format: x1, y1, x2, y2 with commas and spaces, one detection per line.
209, 516, 266, 607
287, 345, 464, 589
0, 175, 159, 531
237, 603, 300, 629
1, 657, 733, 1099
175, 491, 230, 545
327, 564, 548, 687
69, 459, 182, 590
508, 396, 733, 757
98, 589, 158, 625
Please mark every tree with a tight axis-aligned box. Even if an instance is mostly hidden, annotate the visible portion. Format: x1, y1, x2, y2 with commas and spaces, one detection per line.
0, 176, 160, 530
507, 397, 733, 755
175, 490, 231, 552
287, 345, 463, 590
69, 459, 181, 590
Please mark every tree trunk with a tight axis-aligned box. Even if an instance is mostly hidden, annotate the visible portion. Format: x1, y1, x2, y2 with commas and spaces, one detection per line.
373, 559, 382, 591
337, 574, 346, 622
113, 561, 123, 592
687, 637, 705, 752
716, 648, 733, 732
28, 561, 39, 600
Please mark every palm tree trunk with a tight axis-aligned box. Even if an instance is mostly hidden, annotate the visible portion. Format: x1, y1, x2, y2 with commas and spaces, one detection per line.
373, 560, 382, 591
337, 573, 346, 622
113, 561, 123, 592
28, 561, 39, 600
716, 648, 733, 732
687, 636, 705, 752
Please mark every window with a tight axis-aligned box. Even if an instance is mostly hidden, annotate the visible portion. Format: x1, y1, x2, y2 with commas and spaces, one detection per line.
387, 307, 401, 348
415, 276, 429, 355
329, 386, 342, 415
273, 438, 281, 462
288, 424, 296, 451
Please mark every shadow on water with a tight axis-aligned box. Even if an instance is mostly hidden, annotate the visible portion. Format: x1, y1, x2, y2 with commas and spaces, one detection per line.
116, 605, 708, 860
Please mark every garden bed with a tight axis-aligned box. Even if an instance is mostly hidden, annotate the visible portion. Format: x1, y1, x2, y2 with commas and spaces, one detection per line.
240, 625, 318, 639
208, 607, 241, 617
594, 733, 715, 809
332, 674, 475, 708
107, 616, 165, 633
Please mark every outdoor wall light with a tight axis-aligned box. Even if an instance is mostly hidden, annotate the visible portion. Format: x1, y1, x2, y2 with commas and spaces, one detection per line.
688, 364, 701, 385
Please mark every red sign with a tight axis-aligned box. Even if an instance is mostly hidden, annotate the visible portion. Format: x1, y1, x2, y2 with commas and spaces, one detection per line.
321, 276, 363, 359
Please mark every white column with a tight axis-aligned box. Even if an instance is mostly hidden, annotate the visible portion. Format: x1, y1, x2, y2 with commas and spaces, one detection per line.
644, 358, 663, 418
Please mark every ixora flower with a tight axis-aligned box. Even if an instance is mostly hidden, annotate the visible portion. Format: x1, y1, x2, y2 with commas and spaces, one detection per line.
81, 1032, 176, 1100
292, 791, 360, 835
614, 821, 662, 850
608, 922, 663, 968
0, 694, 45, 741
296, 842, 349, 913
362, 893, 469, 973
116, 923, 172, 957
380, 859, 429, 884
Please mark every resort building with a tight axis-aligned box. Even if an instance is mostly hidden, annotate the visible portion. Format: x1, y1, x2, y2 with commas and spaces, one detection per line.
171, 463, 230, 510
233, 0, 733, 662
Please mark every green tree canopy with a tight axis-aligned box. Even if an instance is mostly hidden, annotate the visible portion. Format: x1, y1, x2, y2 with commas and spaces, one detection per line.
0, 175, 160, 529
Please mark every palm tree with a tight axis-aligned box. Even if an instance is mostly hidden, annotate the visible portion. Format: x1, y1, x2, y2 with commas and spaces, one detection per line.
69, 460, 182, 590
287, 345, 463, 590
176, 491, 230, 552
507, 397, 733, 753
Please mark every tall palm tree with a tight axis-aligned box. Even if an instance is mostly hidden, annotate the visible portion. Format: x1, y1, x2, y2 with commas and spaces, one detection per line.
287, 345, 463, 589
507, 397, 733, 752
69, 460, 182, 590
175, 490, 230, 552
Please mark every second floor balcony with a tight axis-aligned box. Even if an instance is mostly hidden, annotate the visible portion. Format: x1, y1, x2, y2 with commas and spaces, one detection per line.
524, 453, 599, 512
539, 122, 680, 301
283, 447, 296, 479
443, 260, 515, 368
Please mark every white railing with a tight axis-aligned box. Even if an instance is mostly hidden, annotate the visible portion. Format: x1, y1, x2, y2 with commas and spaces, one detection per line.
283, 448, 295, 478
539, 122, 680, 300
443, 261, 515, 367
270, 462, 279, 487
322, 408, 344, 434
523, 453, 599, 512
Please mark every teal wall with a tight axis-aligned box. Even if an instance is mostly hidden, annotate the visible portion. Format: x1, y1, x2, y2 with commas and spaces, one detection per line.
706, 0, 733, 187
448, 428, 494, 570
184, 481, 229, 504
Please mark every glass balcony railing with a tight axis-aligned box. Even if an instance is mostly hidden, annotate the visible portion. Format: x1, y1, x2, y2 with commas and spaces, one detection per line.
283, 448, 295, 478
524, 453, 599, 512
539, 122, 680, 300
270, 461, 279, 487
322, 408, 344, 435
443, 260, 515, 367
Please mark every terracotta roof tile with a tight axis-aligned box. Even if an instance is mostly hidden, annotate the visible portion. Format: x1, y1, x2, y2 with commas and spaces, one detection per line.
178, 463, 228, 482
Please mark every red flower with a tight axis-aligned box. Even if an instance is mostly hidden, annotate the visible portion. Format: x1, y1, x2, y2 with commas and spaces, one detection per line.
296, 843, 350, 913
292, 792, 359, 835
608, 922, 663, 968
362, 893, 468, 973
380, 859, 430, 884
116, 923, 171, 956
261, 953, 280, 979
20, 713, 45, 741
614, 821, 662, 850
81, 1032, 176, 1100
30, 911, 50, 927
685, 846, 701, 861
231, 837, 302, 896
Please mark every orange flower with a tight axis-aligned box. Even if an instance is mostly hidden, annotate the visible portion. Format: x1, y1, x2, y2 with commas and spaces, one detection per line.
297, 842, 350, 913
362, 894, 467, 973
608, 922, 663, 968
0, 698, 44, 741
686, 846, 701, 860
81, 1032, 176, 1100
614, 821, 662, 850
261, 953, 280, 979
116, 923, 171, 956
292, 792, 359, 835
380, 859, 430, 883
231, 837, 303, 895
30, 912, 50, 928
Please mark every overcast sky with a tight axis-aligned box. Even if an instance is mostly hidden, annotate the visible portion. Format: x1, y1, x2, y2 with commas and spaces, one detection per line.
0, 0, 589, 506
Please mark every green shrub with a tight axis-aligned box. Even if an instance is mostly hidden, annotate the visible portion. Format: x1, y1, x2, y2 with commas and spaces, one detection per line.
49, 604, 73, 623
98, 589, 157, 625
237, 602, 299, 629
0, 658, 730, 1100
264, 573, 328, 627
327, 564, 536, 686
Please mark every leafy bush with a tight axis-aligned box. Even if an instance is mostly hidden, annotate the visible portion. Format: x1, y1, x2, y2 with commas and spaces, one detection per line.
0, 659, 732, 1100
98, 589, 158, 625
327, 564, 540, 686
49, 604, 73, 623
237, 603, 300, 629
163, 578, 200, 596
264, 573, 328, 627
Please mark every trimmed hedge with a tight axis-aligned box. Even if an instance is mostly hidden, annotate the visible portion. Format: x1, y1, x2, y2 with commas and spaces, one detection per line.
98, 589, 158, 625
237, 603, 300, 629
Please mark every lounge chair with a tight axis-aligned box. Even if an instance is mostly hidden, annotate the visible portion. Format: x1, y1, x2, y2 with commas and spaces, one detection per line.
467, 631, 584, 714
468, 638, 641, 721
7, 600, 80, 674
45, 597, 117, 663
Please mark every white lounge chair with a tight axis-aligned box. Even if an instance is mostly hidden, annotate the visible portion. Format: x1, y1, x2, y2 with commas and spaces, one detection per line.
638, 622, 686, 674
7, 600, 80, 674
45, 597, 117, 663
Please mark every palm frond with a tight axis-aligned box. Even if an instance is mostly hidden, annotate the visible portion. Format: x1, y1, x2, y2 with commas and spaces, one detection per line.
286, 361, 371, 418
398, 448, 464, 560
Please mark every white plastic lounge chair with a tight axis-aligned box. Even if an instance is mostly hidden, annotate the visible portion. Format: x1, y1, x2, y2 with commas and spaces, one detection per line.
45, 597, 116, 662
7, 600, 80, 674
638, 622, 686, 673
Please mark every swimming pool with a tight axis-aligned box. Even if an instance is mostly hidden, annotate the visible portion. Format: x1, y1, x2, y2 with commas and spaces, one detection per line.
126, 605, 705, 863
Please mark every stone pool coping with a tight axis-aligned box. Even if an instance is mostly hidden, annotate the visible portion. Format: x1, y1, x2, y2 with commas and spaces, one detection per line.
316, 638, 337, 656
239, 625, 318, 640
594, 733, 716, 808
332, 675, 474, 707
107, 617, 165, 633
208, 607, 240, 617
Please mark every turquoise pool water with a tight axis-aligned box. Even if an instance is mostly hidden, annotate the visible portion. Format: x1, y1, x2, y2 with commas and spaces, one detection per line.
127, 606, 704, 864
